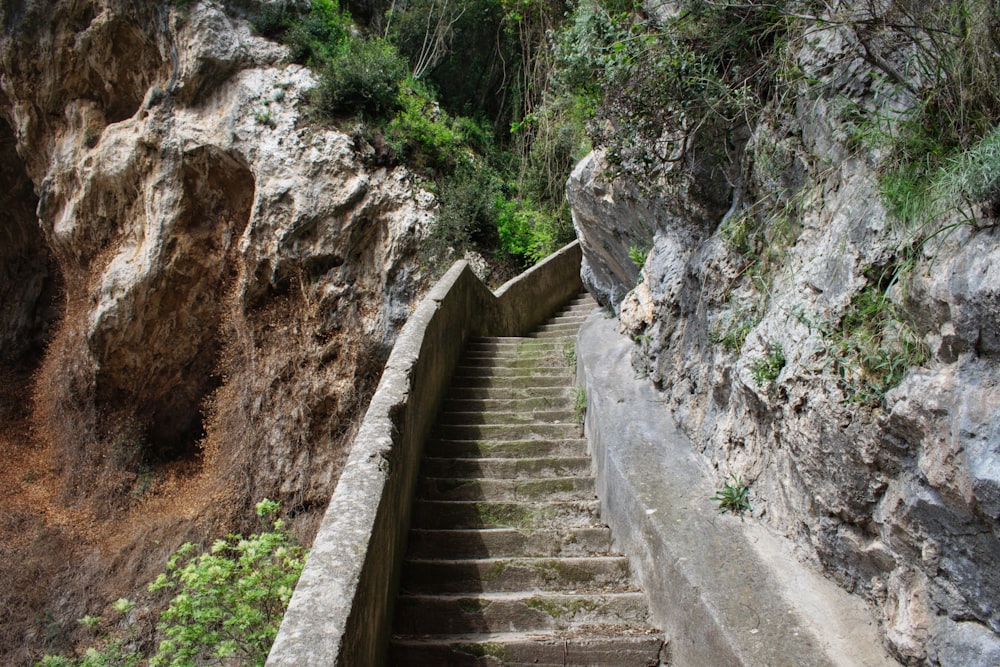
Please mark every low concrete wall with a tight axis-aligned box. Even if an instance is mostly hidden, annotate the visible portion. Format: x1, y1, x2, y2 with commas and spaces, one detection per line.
267, 242, 582, 666
576, 313, 897, 667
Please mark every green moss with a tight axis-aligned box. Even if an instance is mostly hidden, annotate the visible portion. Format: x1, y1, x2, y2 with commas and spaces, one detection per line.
457, 597, 491, 614
481, 560, 511, 582
533, 559, 595, 584
475, 503, 535, 528
514, 479, 577, 499
454, 642, 509, 659
524, 596, 598, 618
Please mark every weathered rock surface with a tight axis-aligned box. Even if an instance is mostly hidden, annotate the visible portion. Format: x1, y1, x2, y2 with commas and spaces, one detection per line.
0, 1, 431, 659
568, 5, 1000, 665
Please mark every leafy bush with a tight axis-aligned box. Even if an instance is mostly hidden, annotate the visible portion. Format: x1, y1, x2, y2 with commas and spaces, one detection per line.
146, 499, 307, 667
39, 500, 309, 666
494, 197, 571, 264
422, 160, 505, 263
284, 0, 354, 65
315, 36, 409, 117
386, 82, 470, 171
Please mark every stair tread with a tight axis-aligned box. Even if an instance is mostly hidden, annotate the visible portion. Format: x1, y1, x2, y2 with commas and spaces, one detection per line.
391, 293, 661, 663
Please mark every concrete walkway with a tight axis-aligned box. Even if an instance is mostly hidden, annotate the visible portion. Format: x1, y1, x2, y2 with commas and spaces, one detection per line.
577, 312, 898, 667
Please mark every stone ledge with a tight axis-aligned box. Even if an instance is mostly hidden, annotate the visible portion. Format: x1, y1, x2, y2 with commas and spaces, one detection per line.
577, 313, 897, 667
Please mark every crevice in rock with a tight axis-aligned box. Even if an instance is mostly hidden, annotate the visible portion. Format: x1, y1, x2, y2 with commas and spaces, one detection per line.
0, 117, 61, 364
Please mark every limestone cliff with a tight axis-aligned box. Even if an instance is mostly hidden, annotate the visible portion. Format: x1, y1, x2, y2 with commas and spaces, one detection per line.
569, 2, 1000, 665
0, 1, 430, 660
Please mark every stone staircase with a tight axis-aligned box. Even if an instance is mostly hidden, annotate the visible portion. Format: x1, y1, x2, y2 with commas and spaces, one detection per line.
389, 294, 665, 666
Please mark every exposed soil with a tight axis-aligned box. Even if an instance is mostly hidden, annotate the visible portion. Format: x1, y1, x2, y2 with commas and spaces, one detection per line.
0, 358, 261, 666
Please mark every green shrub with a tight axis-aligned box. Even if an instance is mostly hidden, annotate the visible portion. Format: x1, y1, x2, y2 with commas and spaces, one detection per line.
386, 82, 469, 171
284, 0, 354, 65
711, 299, 764, 354
147, 499, 307, 667
494, 197, 570, 265
315, 36, 409, 117
628, 244, 648, 268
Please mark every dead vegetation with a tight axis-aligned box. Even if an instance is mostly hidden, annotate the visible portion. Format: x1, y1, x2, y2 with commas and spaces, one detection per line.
0, 267, 394, 664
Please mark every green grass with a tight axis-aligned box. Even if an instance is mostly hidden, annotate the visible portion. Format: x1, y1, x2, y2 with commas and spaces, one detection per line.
749, 342, 785, 387
572, 387, 587, 423
711, 475, 752, 516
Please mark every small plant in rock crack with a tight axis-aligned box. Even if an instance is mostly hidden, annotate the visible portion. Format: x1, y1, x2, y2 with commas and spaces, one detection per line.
572, 387, 587, 423
712, 475, 752, 516
628, 244, 649, 268
562, 338, 576, 367
749, 342, 785, 387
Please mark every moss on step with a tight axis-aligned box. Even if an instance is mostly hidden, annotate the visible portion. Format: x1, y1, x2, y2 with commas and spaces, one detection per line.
454, 642, 509, 660
524, 595, 599, 618
534, 559, 597, 584
514, 478, 578, 499
475, 503, 535, 528
482, 560, 511, 582
457, 597, 491, 614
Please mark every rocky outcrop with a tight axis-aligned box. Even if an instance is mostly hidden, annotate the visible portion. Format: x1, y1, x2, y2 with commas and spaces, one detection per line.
0, 0, 431, 630
568, 4, 1000, 665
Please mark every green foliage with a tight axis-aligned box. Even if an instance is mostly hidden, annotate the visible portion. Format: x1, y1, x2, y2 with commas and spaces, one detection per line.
749, 342, 785, 387
315, 36, 409, 117
592, 0, 793, 183
284, 0, 354, 66
147, 499, 307, 667
711, 474, 752, 516
386, 82, 471, 171
825, 282, 929, 406
711, 299, 764, 354
562, 339, 576, 367
39, 499, 309, 667
495, 197, 571, 264
628, 244, 648, 269
572, 387, 587, 423
77, 615, 102, 632
37, 642, 140, 667
254, 108, 275, 128
423, 159, 505, 263
854, 0, 1000, 226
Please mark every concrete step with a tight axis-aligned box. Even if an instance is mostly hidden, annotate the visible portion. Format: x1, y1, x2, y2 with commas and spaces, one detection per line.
460, 348, 572, 366
528, 330, 576, 340
405, 527, 614, 559
417, 477, 596, 502
394, 592, 654, 635
450, 374, 573, 389
389, 631, 664, 666
434, 423, 583, 441
446, 386, 571, 401
399, 556, 636, 594
443, 396, 574, 413
533, 322, 587, 334
425, 438, 587, 459
438, 409, 577, 426
420, 456, 592, 479
453, 365, 574, 378
410, 499, 602, 530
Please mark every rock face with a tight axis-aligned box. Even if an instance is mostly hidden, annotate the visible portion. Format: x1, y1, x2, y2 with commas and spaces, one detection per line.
0, 0, 430, 621
568, 5, 1000, 666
